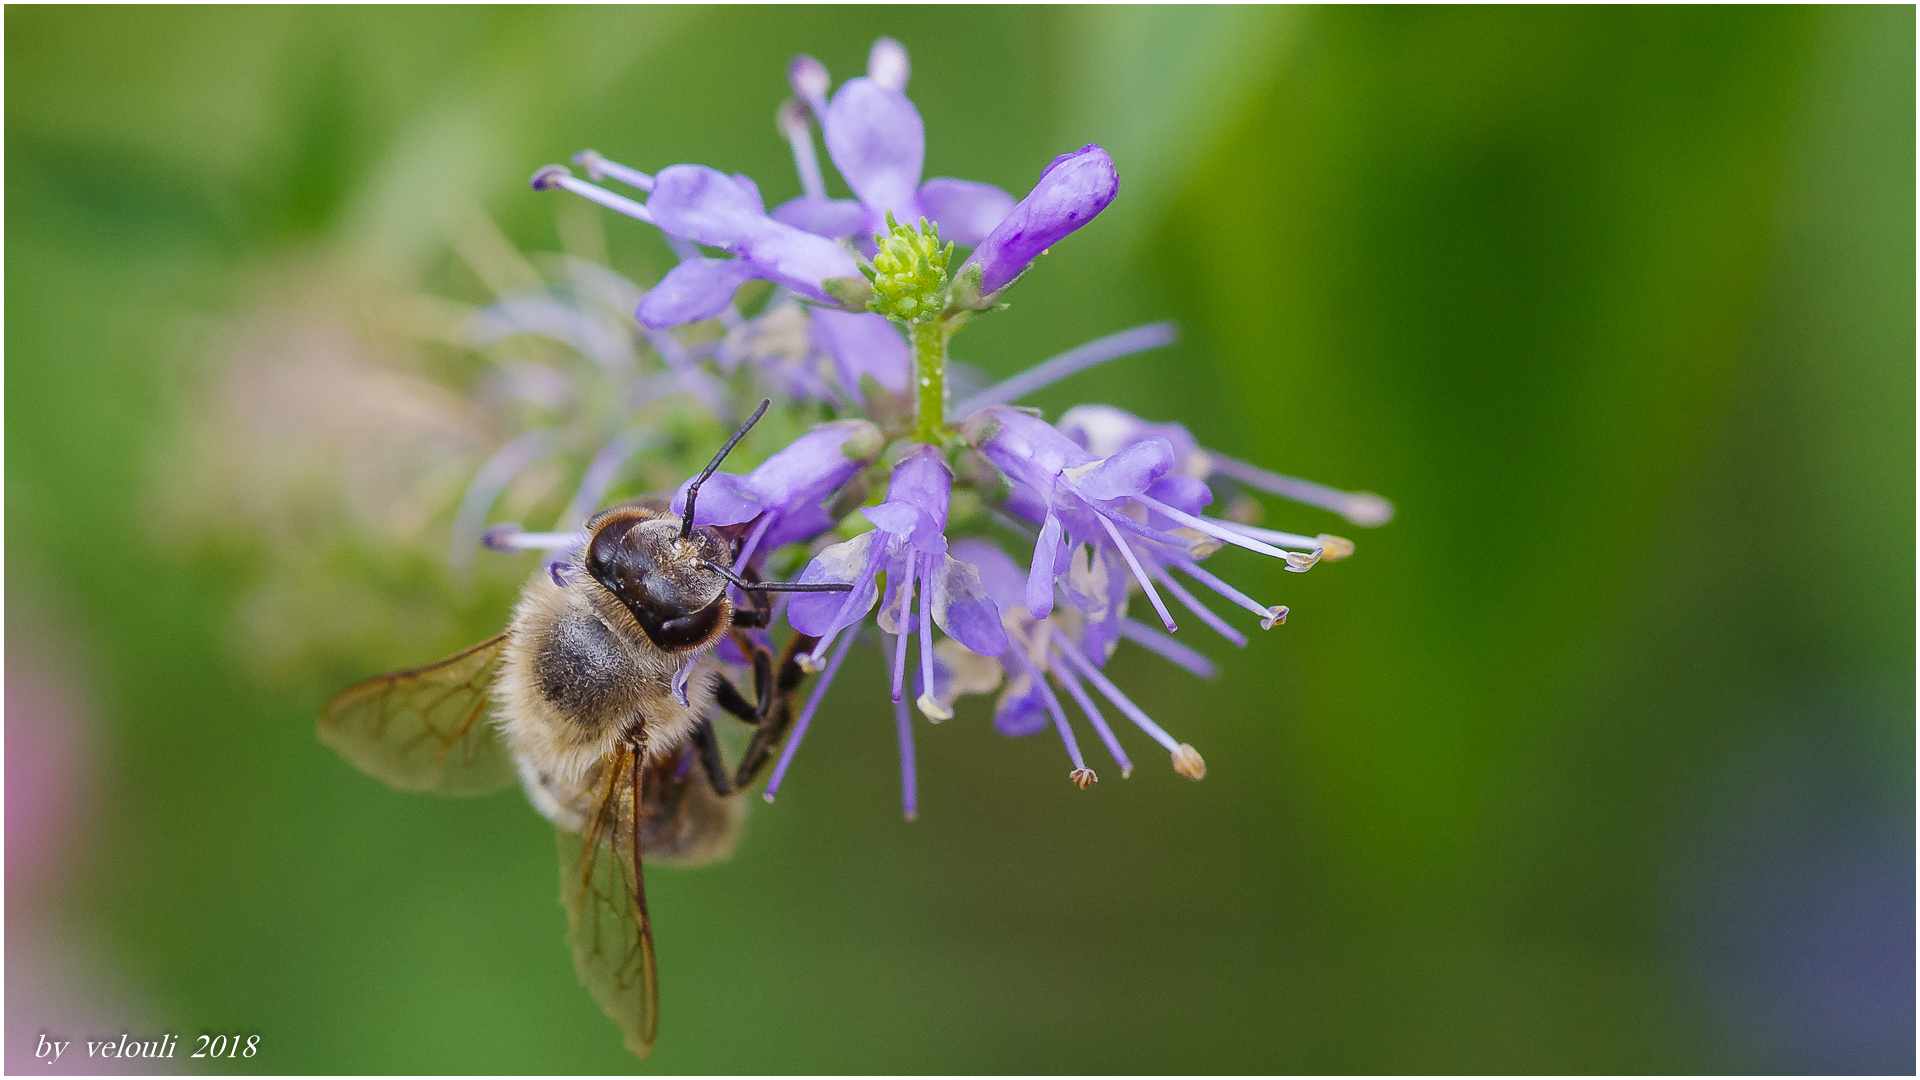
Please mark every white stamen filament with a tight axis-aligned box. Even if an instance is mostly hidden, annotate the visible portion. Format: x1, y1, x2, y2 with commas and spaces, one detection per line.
1053, 634, 1183, 756
1133, 494, 1300, 562
764, 627, 859, 802
915, 558, 948, 720
1169, 556, 1287, 629
489, 529, 587, 553
1198, 518, 1322, 551
778, 99, 828, 201
952, 322, 1178, 416
1048, 653, 1133, 777
571, 150, 655, 192
1093, 514, 1178, 632
547, 172, 654, 224
1207, 453, 1395, 527
1117, 618, 1218, 679
1147, 561, 1248, 646
890, 551, 918, 703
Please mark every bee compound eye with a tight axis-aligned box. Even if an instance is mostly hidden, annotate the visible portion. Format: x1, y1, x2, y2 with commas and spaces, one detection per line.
633, 592, 728, 653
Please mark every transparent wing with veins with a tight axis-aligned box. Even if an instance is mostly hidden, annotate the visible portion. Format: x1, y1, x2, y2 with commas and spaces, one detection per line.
559, 742, 660, 1059
318, 633, 516, 796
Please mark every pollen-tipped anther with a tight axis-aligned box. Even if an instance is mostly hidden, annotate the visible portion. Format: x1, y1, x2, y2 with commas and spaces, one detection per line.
1070, 767, 1098, 790
868, 37, 910, 92
1260, 606, 1288, 630
1284, 548, 1322, 573
530, 164, 571, 191
1344, 492, 1396, 528
1316, 534, 1355, 561
571, 150, 607, 178
1171, 744, 1206, 781
777, 97, 811, 138
916, 691, 953, 723
789, 54, 830, 116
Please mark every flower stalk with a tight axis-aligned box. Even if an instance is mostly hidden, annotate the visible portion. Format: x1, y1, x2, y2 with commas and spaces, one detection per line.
910, 319, 951, 443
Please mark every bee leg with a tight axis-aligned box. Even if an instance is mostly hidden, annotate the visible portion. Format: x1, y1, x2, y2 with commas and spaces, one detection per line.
731, 632, 819, 790
687, 718, 736, 796
730, 567, 775, 629
710, 672, 759, 726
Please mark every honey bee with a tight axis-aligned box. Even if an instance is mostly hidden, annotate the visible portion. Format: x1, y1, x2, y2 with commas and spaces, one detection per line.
318, 400, 850, 1059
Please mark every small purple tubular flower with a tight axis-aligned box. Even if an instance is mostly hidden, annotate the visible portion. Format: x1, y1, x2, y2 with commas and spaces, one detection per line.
669, 419, 883, 554
635, 165, 862, 327
966, 405, 1316, 650
788, 446, 1007, 720
960, 145, 1119, 298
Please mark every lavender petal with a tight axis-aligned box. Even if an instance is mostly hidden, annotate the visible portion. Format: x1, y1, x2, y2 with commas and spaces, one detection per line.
822, 77, 925, 225
811, 309, 911, 399
771, 195, 868, 239
635, 257, 756, 329
917, 177, 1015, 246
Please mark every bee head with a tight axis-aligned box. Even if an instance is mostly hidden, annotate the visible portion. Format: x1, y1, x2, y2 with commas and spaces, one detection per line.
583, 510, 733, 653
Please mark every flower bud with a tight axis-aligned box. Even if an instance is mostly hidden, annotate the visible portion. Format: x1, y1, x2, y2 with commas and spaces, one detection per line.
958, 145, 1118, 300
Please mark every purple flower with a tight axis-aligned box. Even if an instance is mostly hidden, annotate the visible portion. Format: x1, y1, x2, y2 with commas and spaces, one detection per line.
945, 538, 1208, 786
766, 446, 1009, 816
787, 446, 1007, 708
773, 43, 1017, 250
965, 406, 1320, 648
959, 145, 1120, 300
669, 419, 883, 556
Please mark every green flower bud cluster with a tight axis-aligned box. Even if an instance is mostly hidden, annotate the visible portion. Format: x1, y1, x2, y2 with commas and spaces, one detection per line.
862, 212, 954, 323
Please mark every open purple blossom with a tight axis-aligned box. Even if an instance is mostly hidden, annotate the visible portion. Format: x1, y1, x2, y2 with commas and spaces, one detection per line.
489, 38, 1388, 815
963, 405, 1317, 653
775, 42, 1016, 252
785, 446, 1006, 713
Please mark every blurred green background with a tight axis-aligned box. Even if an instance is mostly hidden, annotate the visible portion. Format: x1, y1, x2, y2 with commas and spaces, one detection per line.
6, 6, 1913, 1073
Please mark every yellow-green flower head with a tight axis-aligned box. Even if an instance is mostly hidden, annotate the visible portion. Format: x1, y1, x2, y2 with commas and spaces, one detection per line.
861, 212, 954, 323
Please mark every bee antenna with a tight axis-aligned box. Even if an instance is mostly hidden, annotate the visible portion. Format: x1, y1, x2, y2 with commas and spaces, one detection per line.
682, 398, 772, 540
702, 560, 853, 594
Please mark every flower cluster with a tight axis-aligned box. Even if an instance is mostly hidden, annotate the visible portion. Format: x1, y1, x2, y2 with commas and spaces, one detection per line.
495, 38, 1390, 817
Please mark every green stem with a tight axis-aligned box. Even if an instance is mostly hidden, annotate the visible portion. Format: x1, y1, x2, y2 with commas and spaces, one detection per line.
910, 319, 950, 443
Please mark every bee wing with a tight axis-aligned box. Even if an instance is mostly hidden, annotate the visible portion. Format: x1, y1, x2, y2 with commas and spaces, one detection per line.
317, 633, 517, 796
559, 743, 660, 1059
